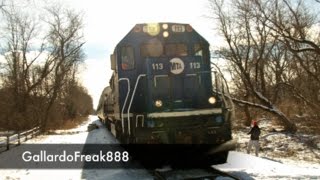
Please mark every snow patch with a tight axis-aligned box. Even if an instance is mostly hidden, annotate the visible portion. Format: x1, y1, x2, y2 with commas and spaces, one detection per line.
214, 151, 320, 179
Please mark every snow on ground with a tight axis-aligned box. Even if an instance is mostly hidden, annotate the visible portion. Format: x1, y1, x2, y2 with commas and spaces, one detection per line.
213, 151, 320, 179
233, 118, 320, 168
0, 116, 95, 180
0, 115, 320, 180
0, 116, 151, 180
25, 117, 97, 144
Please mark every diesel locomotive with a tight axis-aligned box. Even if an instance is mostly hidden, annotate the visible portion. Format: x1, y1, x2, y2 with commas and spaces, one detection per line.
97, 23, 235, 165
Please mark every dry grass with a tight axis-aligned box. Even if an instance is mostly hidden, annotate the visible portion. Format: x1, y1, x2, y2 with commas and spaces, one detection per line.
291, 116, 320, 135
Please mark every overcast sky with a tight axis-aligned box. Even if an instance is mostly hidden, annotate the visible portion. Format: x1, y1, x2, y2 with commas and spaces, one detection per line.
60, 0, 220, 108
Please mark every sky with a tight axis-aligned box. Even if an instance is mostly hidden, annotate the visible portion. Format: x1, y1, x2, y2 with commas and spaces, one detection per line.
0, 0, 220, 109
65, 0, 221, 109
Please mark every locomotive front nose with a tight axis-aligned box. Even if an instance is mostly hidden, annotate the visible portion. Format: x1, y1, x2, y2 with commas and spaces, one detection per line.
146, 55, 217, 112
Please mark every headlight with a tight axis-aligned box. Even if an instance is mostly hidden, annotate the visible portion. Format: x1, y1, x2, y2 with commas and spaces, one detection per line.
143, 23, 160, 36
154, 100, 163, 107
163, 31, 169, 38
208, 97, 216, 104
162, 23, 168, 30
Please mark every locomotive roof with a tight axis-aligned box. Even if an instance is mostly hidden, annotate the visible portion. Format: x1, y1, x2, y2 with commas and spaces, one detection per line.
114, 22, 209, 50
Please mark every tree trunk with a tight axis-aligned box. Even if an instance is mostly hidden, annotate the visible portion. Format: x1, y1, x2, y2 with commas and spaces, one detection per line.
232, 97, 297, 133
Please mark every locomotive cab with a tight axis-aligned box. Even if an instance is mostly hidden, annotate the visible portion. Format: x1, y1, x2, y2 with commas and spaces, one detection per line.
98, 23, 235, 165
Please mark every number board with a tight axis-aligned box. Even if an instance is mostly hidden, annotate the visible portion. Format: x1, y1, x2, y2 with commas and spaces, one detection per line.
171, 25, 185, 32
148, 57, 202, 75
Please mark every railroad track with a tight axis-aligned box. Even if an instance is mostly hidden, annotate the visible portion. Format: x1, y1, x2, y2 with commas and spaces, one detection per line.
152, 167, 240, 180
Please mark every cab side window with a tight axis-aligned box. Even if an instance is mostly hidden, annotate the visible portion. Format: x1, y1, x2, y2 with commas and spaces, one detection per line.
194, 44, 203, 57
194, 43, 209, 64
121, 46, 135, 70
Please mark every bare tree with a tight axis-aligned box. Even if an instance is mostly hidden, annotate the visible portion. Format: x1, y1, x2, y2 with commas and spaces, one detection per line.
40, 5, 85, 130
209, 0, 297, 132
252, 0, 320, 115
0, 4, 48, 129
253, 0, 320, 80
0, 0, 6, 13
0, 2, 90, 131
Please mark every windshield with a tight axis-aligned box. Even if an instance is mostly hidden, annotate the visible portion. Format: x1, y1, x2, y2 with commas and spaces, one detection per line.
141, 42, 188, 58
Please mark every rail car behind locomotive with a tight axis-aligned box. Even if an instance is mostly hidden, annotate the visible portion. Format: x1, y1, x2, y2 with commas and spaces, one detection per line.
97, 23, 235, 166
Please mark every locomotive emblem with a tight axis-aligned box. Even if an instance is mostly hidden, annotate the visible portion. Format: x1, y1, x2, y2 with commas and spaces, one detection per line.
170, 58, 185, 74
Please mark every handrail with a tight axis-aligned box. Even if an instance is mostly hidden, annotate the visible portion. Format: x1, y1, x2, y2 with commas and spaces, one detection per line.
136, 115, 145, 127
127, 74, 146, 135
153, 75, 168, 87
118, 78, 130, 134
211, 69, 235, 121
